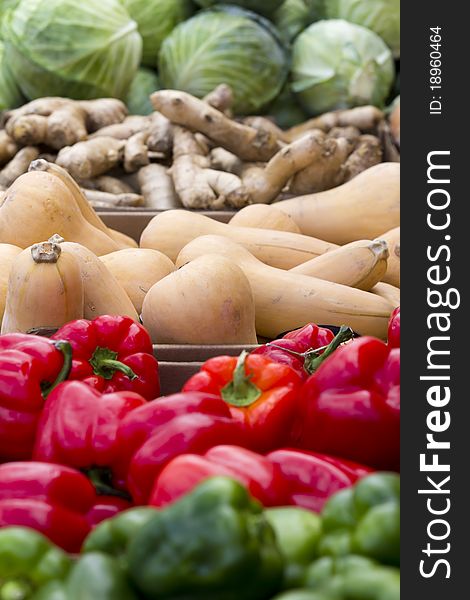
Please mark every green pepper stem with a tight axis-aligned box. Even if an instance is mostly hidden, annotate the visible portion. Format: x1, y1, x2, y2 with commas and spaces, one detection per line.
304, 325, 354, 374
98, 359, 137, 380
86, 467, 132, 501
221, 351, 262, 407
42, 340, 73, 398
89, 347, 137, 381
266, 326, 354, 376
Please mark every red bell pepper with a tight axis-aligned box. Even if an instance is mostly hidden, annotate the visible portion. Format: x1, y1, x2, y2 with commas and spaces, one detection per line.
51, 315, 159, 400
267, 449, 373, 512
182, 351, 302, 451
252, 323, 335, 379
149, 445, 287, 508
33, 381, 147, 498
117, 392, 247, 504
0, 334, 72, 461
388, 306, 400, 348
0, 462, 95, 552
86, 497, 132, 529
294, 330, 400, 471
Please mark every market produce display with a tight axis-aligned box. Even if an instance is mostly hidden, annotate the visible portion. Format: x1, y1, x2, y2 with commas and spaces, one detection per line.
0, 1, 400, 598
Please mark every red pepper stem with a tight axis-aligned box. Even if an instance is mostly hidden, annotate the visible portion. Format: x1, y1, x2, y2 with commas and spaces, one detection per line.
89, 347, 138, 381
304, 325, 354, 374
42, 340, 73, 398
221, 350, 262, 407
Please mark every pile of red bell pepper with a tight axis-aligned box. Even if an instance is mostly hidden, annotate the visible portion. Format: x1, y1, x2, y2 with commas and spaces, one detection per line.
0, 309, 400, 552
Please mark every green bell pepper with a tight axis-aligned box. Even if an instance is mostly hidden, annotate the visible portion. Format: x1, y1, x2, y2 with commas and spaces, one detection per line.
33, 553, 139, 600
352, 502, 400, 565
304, 555, 378, 590
325, 566, 400, 600
127, 476, 284, 600
82, 507, 157, 567
265, 507, 322, 589
0, 527, 71, 600
274, 557, 400, 600
319, 473, 400, 566
271, 592, 337, 600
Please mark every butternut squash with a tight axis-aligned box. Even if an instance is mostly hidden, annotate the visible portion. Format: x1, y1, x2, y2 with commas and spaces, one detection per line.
0, 171, 121, 255
50, 236, 139, 321
107, 229, 139, 249
229, 204, 301, 234
290, 240, 388, 291
28, 160, 132, 249
0, 243, 22, 322
377, 227, 400, 288
100, 248, 175, 314
176, 235, 394, 339
1, 240, 84, 334
371, 282, 400, 308
140, 210, 337, 269
276, 163, 400, 244
142, 254, 257, 344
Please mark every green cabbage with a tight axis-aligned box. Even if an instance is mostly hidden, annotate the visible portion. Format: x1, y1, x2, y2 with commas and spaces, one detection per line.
0, 1, 18, 40
265, 84, 307, 129
194, 0, 284, 19
126, 68, 160, 115
122, 0, 193, 66
2, 0, 142, 101
273, 0, 324, 42
159, 7, 288, 114
325, 0, 400, 57
0, 40, 23, 110
291, 19, 395, 115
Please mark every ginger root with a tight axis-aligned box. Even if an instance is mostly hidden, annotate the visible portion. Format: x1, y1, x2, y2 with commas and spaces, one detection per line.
138, 164, 180, 209
45, 103, 88, 150
243, 116, 287, 143
146, 112, 173, 156
170, 127, 251, 210
124, 131, 150, 173
0, 147, 40, 190
328, 126, 361, 151
389, 102, 400, 148
78, 98, 128, 132
242, 131, 339, 204
289, 134, 351, 195
79, 175, 135, 195
285, 106, 384, 141
203, 84, 234, 116
210, 147, 243, 175
151, 90, 280, 162
56, 137, 125, 180
378, 121, 400, 163
4, 97, 70, 120
5, 114, 49, 147
82, 189, 144, 208
4, 97, 127, 151
341, 135, 383, 182
90, 115, 151, 140
0, 131, 19, 166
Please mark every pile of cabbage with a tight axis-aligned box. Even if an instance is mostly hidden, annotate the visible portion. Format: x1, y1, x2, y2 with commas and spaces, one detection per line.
0, 0, 400, 120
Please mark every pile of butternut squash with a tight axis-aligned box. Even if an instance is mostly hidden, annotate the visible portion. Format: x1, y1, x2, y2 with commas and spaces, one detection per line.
0, 160, 399, 343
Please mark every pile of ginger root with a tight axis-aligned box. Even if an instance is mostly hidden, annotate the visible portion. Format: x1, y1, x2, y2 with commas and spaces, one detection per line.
0, 86, 400, 211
